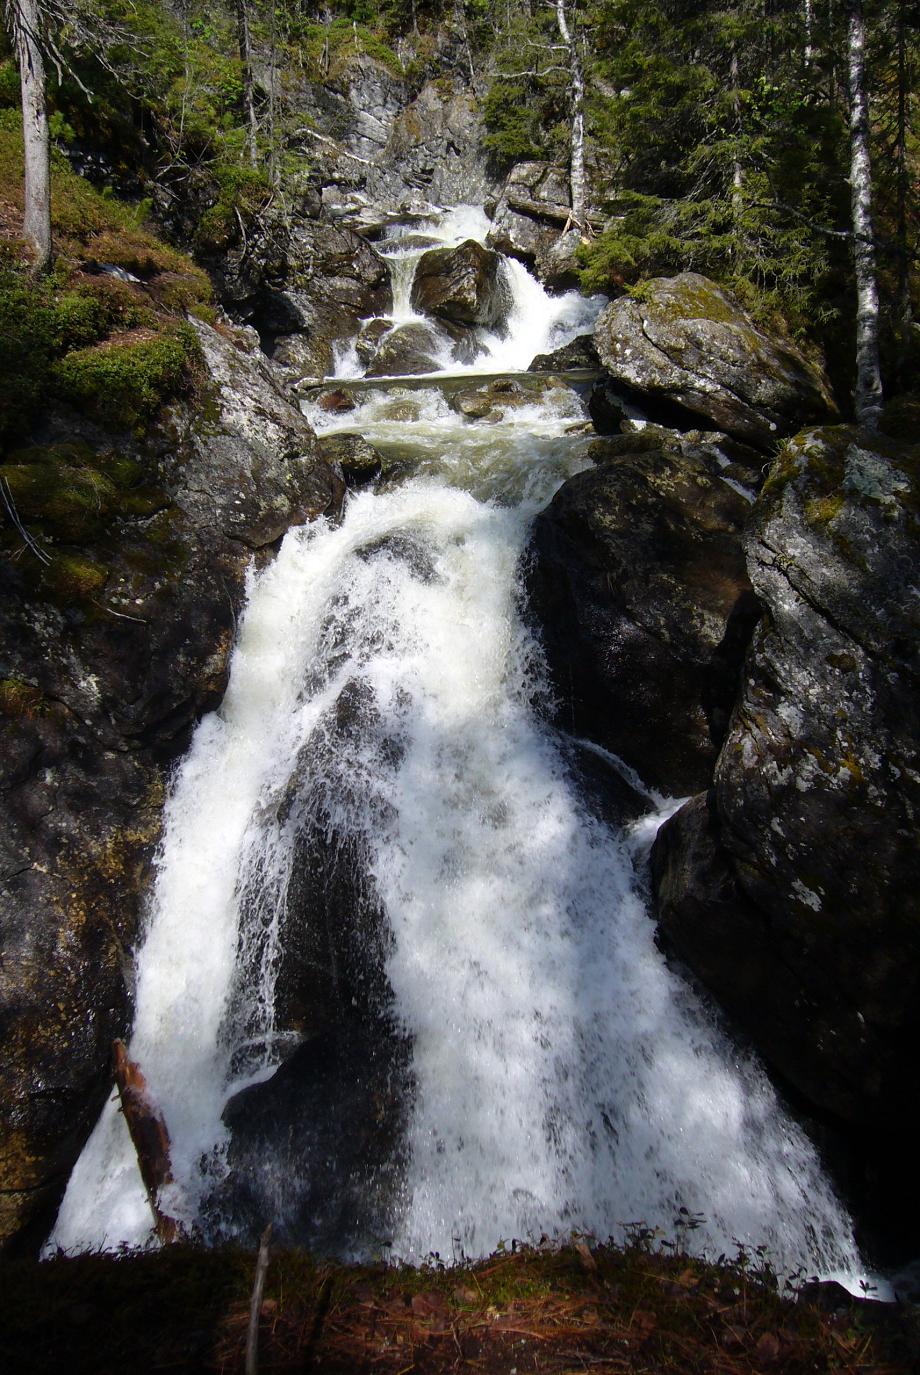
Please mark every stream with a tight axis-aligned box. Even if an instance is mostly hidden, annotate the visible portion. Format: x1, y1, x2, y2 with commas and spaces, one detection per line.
49, 206, 867, 1287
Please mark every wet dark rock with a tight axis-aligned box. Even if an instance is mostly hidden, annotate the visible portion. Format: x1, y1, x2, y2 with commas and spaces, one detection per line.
447, 378, 544, 422
0, 321, 340, 1253
527, 438, 759, 796
529, 335, 601, 373
365, 321, 445, 377
653, 425, 920, 1134
558, 737, 652, 830
355, 316, 393, 365
593, 274, 837, 448
258, 223, 390, 379
316, 433, 384, 487
588, 375, 722, 437
214, 1021, 411, 1254
410, 240, 510, 330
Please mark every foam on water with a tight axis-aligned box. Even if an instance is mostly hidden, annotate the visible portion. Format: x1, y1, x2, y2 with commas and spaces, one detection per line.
50, 458, 863, 1286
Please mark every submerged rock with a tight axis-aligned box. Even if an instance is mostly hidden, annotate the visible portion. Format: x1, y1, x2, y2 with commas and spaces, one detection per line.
355, 316, 393, 365
410, 240, 510, 330
593, 273, 837, 448
527, 438, 759, 795
0, 321, 340, 1253
654, 425, 920, 1133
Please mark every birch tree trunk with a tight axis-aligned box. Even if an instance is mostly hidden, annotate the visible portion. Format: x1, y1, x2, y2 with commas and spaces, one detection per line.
894, 0, 911, 384
236, 0, 258, 169
730, 44, 743, 220
556, 0, 586, 231
6, 0, 52, 271
846, 0, 883, 430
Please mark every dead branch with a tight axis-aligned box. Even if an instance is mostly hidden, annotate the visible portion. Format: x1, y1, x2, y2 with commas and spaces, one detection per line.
112, 1038, 181, 1244
245, 1223, 273, 1375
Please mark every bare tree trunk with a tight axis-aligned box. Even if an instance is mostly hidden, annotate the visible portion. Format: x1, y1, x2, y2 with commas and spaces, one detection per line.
453, 0, 477, 93
846, 0, 883, 429
730, 44, 744, 219
268, 0, 278, 186
894, 0, 911, 384
237, 0, 258, 168
804, 0, 814, 65
556, 0, 586, 231
6, 0, 52, 271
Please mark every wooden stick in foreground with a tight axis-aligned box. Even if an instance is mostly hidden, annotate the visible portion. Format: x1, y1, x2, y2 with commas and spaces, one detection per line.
112, 1039, 181, 1244
245, 1224, 273, 1375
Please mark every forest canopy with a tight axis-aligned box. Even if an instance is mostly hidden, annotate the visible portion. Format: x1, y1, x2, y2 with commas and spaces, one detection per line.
1, 0, 917, 409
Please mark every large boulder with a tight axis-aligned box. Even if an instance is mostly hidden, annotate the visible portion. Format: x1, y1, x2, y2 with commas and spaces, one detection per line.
0, 321, 341, 1254
410, 240, 510, 330
654, 425, 920, 1133
259, 222, 390, 379
593, 274, 837, 448
526, 436, 760, 795
364, 321, 446, 377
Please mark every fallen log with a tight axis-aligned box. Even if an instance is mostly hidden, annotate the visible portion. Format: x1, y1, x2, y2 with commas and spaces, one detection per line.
112, 1039, 181, 1244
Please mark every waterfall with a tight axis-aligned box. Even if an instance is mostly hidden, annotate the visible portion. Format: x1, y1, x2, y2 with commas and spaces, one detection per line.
333, 204, 604, 381
48, 206, 868, 1291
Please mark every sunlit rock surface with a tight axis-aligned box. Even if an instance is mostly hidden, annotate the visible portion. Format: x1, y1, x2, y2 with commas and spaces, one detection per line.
594, 273, 837, 448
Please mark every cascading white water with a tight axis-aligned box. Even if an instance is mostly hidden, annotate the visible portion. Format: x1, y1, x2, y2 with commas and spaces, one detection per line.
333, 204, 604, 380
49, 205, 868, 1290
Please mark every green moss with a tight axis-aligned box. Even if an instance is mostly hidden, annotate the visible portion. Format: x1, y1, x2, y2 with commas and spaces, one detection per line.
804, 492, 844, 526
41, 551, 109, 602
194, 161, 272, 252
2, 462, 117, 537
660, 276, 741, 325
52, 327, 200, 432
0, 678, 47, 719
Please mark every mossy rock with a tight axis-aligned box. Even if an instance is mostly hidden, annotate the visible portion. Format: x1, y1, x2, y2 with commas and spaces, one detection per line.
0, 678, 47, 719
40, 551, 109, 602
52, 327, 200, 432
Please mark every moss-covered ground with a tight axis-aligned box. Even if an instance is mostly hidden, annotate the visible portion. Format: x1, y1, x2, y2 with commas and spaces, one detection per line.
0, 114, 210, 446
1, 1239, 915, 1374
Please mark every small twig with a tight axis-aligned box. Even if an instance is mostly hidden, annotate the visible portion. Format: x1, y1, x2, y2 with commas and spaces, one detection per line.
0, 475, 51, 564
293, 126, 374, 167
245, 1223, 273, 1375
90, 599, 148, 625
